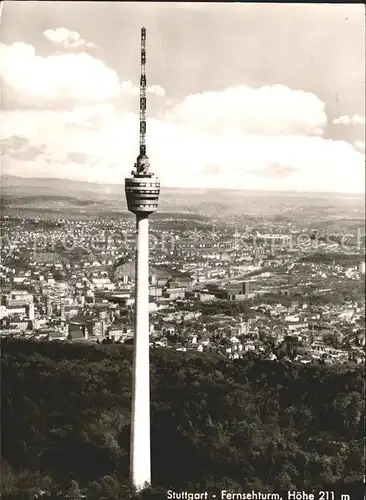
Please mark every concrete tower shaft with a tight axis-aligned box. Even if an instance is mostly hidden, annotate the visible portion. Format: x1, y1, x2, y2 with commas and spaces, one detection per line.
130, 213, 151, 488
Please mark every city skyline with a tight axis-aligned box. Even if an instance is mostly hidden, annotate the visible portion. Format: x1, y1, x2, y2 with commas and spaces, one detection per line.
0, 1, 365, 193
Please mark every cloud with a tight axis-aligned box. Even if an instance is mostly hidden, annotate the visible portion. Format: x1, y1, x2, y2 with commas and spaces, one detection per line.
69, 104, 117, 129
0, 109, 138, 184
201, 164, 220, 176
0, 82, 364, 193
2, 135, 46, 161
333, 114, 366, 126
149, 126, 364, 193
120, 81, 140, 96
67, 152, 92, 164
1, 102, 364, 193
250, 163, 297, 179
148, 84, 166, 97
121, 81, 165, 97
43, 27, 96, 49
0, 42, 120, 102
0, 41, 166, 106
166, 84, 327, 136
354, 140, 365, 152
4, 135, 29, 150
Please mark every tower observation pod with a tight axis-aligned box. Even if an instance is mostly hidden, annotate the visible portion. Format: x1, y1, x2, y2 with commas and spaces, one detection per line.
125, 27, 160, 491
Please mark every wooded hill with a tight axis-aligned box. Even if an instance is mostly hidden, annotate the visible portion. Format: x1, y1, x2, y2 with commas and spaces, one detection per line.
1, 339, 364, 499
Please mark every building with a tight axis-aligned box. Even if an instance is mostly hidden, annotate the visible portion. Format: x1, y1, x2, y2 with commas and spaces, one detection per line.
46, 298, 52, 317
163, 287, 185, 300
6, 290, 33, 308
229, 293, 246, 302
28, 303, 35, 321
0, 305, 7, 319
242, 281, 250, 297
359, 261, 365, 275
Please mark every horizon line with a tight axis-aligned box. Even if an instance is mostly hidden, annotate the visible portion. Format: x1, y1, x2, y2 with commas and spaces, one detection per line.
1, 173, 365, 196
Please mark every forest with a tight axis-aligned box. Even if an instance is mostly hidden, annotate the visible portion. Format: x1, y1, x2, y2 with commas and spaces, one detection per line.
1, 338, 364, 499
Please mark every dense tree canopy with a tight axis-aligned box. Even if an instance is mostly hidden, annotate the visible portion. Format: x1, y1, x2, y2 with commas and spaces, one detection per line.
1, 339, 364, 499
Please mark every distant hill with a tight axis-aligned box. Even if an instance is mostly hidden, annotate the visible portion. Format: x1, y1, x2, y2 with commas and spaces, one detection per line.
1, 175, 365, 219
2, 174, 365, 198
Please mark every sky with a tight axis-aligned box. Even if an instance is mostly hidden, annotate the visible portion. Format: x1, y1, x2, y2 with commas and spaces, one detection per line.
0, 1, 365, 192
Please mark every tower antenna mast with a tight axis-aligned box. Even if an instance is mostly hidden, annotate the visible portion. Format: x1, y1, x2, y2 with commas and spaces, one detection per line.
140, 27, 147, 159
134, 27, 150, 176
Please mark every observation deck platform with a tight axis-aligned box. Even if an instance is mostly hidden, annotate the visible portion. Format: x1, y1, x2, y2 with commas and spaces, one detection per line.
125, 176, 160, 214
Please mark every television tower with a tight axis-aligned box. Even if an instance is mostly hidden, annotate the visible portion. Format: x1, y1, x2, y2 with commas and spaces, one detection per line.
125, 27, 160, 490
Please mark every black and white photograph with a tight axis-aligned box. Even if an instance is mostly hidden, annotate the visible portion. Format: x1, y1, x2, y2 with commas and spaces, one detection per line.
0, 2, 365, 499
